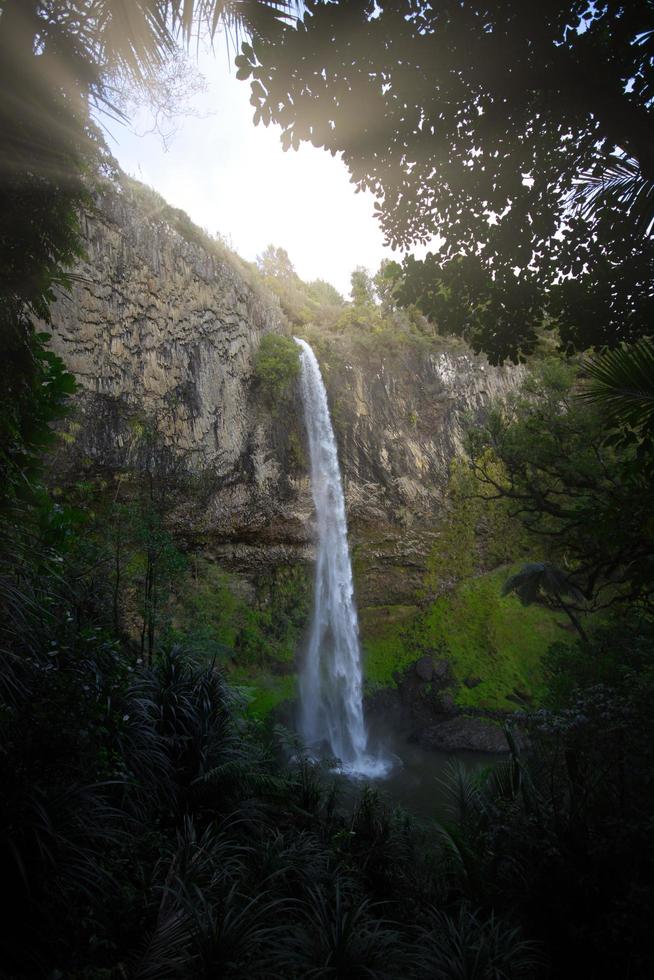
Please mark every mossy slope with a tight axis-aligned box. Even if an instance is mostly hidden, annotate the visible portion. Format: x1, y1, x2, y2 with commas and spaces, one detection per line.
233, 671, 297, 719
360, 565, 567, 710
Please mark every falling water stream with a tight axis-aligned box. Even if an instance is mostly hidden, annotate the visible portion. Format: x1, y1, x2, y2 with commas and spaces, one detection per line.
294, 338, 389, 777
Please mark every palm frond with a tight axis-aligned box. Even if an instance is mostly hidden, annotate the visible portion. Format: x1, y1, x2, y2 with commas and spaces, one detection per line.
434, 821, 474, 880
571, 154, 654, 236
435, 759, 485, 823
130, 906, 191, 980
579, 337, 654, 431
72, 1, 303, 106
282, 882, 405, 979
184, 881, 291, 977
91, 1, 175, 76
170, 1, 303, 44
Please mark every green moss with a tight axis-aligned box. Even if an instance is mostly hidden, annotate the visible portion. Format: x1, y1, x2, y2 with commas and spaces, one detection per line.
171, 560, 309, 669
251, 564, 311, 663
360, 604, 421, 689
170, 560, 308, 719
359, 567, 568, 710
418, 566, 563, 709
423, 458, 531, 598
233, 671, 297, 718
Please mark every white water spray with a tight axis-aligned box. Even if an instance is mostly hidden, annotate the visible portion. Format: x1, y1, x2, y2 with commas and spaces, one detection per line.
295, 338, 388, 777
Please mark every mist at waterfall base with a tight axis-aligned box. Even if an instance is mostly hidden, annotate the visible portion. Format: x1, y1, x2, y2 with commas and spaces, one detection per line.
294, 338, 391, 779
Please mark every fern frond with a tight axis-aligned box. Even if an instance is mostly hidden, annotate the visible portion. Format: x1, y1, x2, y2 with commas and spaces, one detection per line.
580, 338, 654, 431
571, 155, 654, 236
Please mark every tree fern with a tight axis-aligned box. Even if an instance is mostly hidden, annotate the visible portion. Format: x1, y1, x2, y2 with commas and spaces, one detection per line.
579, 337, 654, 432
502, 562, 588, 642
571, 154, 654, 237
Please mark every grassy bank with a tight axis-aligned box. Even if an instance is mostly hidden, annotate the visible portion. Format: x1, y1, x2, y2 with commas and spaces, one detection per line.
232, 669, 297, 719
359, 604, 422, 688
360, 566, 568, 710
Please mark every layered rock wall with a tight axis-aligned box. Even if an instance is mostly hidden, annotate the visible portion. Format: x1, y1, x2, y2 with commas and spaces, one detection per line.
48, 180, 314, 570
310, 340, 522, 604
48, 178, 523, 605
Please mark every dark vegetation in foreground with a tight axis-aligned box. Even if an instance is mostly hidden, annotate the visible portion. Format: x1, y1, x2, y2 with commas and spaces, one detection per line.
2, 484, 654, 978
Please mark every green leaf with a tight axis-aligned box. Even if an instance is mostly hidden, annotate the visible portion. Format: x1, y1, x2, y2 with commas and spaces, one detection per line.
579, 338, 654, 432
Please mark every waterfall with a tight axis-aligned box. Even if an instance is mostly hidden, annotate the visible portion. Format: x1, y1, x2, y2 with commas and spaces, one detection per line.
295, 337, 387, 776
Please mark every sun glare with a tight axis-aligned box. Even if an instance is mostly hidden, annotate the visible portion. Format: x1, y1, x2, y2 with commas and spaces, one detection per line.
100, 43, 394, 295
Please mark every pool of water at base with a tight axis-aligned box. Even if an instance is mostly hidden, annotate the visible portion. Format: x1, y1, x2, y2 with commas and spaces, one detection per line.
332, 723, 506, 822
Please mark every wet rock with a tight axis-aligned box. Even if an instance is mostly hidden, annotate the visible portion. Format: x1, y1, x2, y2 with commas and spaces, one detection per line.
414, 656, 434, 682
420, 716, 508, 753
365, 687, 407, 730
438, 691, 457, 713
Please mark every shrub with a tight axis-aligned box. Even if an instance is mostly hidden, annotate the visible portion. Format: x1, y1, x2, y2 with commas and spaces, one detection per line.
252, 333, 301, 406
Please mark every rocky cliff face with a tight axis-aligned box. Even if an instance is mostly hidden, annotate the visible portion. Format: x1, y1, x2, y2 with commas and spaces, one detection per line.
311, 339, 523, 605
48, 179, 311, 574
48, 177, 523, 608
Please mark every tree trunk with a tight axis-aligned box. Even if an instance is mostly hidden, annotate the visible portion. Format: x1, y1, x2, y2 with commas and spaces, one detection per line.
555, 593, 589, 645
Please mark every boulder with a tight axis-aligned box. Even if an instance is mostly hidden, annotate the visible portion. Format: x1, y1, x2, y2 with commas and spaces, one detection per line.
433, 660, 451, 681
414, 656, 434, 682
438, 691, 457, 713
420, 716, 508, 753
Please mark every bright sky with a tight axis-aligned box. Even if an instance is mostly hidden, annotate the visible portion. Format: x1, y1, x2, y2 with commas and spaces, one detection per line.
99, 41, 396, 297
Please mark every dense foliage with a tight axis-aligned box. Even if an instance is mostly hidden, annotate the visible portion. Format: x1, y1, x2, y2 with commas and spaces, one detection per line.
4, 476, 654, 978
240, 0, 654, 361
255, 243, 346, 329
253, 332, 302, 405
462, 359, 654, 616
250, 243, 455, 365
0, 496, 526, 979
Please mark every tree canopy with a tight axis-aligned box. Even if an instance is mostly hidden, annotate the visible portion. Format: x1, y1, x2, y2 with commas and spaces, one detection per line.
350, 265, 375, 306
463, 359, 654, 614
240, 0, 654, 361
